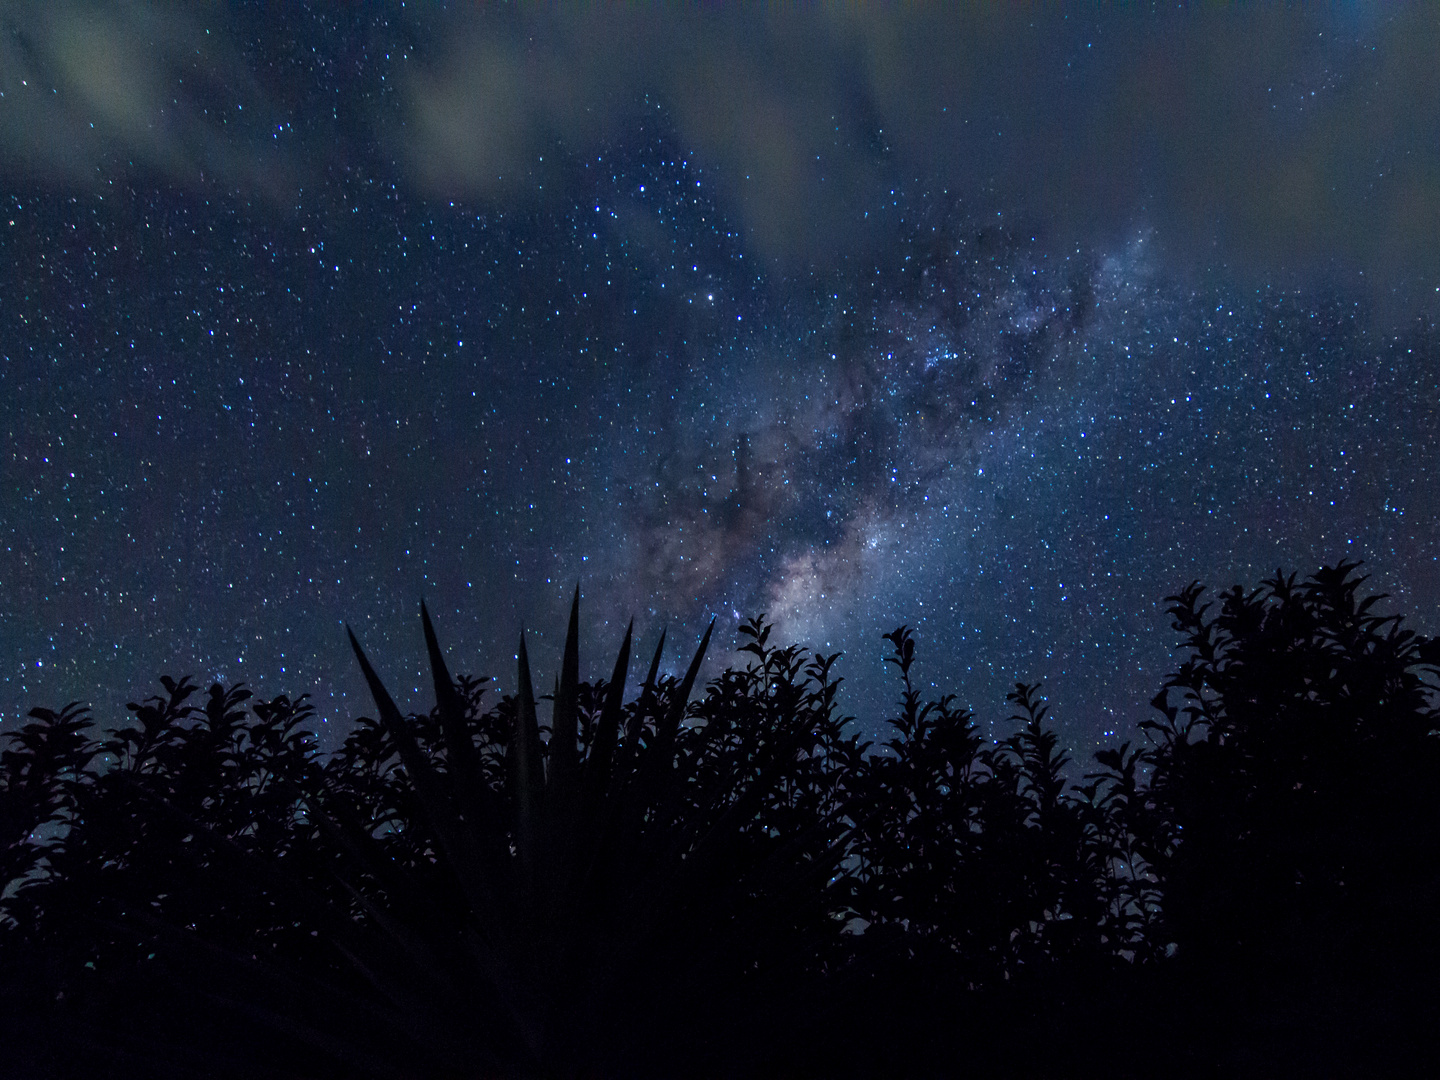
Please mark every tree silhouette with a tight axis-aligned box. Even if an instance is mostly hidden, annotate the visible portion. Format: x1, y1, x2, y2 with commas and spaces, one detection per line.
1140, 561, 1440, 1074
2, 562, 1437, 1077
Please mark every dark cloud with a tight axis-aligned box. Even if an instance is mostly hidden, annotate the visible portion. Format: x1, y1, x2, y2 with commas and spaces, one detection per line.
387, 5, 1440, 312
0, 1, 299, 196
3, 5, 1436, 305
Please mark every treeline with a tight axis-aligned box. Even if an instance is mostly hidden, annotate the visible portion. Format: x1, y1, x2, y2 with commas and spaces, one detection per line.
2, 562, 1438, 1077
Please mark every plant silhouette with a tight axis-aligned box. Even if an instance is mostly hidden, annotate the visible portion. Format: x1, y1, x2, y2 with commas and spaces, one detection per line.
2, 563, 1437, 1077
1139, 561, 1440, 1074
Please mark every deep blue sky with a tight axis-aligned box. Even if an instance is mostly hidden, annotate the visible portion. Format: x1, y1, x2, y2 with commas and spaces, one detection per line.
4, 5, 1439, 756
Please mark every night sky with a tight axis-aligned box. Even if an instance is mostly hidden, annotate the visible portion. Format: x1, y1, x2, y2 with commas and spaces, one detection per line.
4, 5, 1440, 756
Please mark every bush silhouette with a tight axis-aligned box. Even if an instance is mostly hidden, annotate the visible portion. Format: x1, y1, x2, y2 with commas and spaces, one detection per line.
2, 562, 1437, 1078
1140, 562, 1440, 1074
1, 597, 868, 1077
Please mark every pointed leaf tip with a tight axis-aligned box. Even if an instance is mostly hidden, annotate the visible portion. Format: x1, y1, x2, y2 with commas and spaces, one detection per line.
552, 588, 583, 791
645, 627, 667, 693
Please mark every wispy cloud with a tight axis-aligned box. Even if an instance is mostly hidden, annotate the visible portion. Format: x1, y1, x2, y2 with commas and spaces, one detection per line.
3, 4, 1437, 300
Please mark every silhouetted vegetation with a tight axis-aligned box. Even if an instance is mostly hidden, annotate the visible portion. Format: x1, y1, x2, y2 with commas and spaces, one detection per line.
3, 563, 1438, 1077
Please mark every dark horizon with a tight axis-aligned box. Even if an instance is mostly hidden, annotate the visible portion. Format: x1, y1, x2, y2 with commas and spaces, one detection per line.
5, 558, 1438, 1077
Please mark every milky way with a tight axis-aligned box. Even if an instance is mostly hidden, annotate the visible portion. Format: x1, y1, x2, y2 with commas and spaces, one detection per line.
3, 6, 1439, 757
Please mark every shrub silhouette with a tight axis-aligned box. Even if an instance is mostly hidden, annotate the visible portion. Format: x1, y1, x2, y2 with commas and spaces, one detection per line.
1140, 561, 1440, 1074
2, 562, 1437, 1078
1, 596, 868, 1077
847, 634, 1113, 988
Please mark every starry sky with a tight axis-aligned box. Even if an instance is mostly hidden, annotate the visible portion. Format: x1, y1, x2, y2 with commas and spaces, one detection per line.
4, 5, 1440, 755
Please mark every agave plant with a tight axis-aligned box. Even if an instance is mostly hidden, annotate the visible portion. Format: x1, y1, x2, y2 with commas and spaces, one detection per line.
2, 592, 867, 1079
47, 567, 1440, 1077
325, 594, 875, 1075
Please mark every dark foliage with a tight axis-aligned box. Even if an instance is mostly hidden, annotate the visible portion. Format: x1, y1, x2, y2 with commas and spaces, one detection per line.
1139, 561, 1440, 1075
2, 563, 1437, 1077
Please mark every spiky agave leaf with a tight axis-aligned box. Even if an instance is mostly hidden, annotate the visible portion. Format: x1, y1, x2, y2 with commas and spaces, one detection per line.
512, 629, 544, 898
347, 626, 507, 938
547, 586, 583, 804
350, 620, 559, 1052
346, 627, 465, 859
581, 619, 633, 821
420, 601, 491, 825
638, 618, 714, 813
81, 596, 860, 1077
